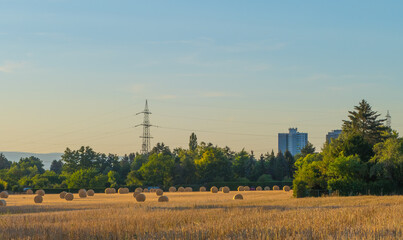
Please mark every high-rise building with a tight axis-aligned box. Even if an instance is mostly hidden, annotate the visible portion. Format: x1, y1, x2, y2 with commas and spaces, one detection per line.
326, 130, 342, 143
278, 128, 308, 156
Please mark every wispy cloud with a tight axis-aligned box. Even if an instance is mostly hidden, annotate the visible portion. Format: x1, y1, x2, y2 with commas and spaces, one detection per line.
0, 61, 25, 73
131, 83, 147, 93
199, 91, 240, 98
221, 42, 286, 53
155, 95, 178, 100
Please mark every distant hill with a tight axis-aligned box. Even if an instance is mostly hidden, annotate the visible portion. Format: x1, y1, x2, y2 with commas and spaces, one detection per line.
0, 152, 63, 170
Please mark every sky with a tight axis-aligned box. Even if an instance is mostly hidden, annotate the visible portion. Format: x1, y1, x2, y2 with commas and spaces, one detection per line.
0, 0, 402, 156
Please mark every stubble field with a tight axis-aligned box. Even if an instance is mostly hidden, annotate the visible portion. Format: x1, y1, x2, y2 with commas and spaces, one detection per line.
0, 191, 402, 240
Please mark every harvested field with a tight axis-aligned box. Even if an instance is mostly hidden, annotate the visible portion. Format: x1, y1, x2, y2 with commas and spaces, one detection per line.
0, 191, 401, 240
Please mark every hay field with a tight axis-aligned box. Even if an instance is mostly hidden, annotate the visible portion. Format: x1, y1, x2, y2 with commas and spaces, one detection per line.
0, 191, 402, 239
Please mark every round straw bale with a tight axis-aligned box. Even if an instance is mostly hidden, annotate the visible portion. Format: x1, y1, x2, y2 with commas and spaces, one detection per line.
185, 187, 192, 192
133, 192, 140, 198
199, 186, 206, 192
87, 189, 95, 196
65, 193, 74, 201
111, 188, 116, 193
0, 199, 6, 206
135, 193, 146, 202
233, 194, 243, 200
256, 186, 263, 191
210, 186, 218, 193
135, 187, 143, 193
34, 195, 43, 204
237, 186, 244, 191
273, 185, 280, 190
178, 187, 185, 192
264, 186, 270, 191
118, 188, 129, 194
158, 196, 169, 202
0, 191, 8, 198
283, 185, 291, 192
244, 186, 250, 191
156, 189, 163, 196
79, 189, 87, 198
26, 189, 33, 195
143, 188, 149, 193
219, 187, 223, 192
35, 189, 45, 196
222, 186, 230, 193
169, 186, 176, 192
59, 191, 67, 199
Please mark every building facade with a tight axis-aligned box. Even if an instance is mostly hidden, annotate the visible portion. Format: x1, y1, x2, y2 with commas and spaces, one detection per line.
326, 130, 342, 143
278, 128, 308, 156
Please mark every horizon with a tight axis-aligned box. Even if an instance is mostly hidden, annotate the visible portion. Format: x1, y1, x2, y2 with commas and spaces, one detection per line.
1, 1, 402, 156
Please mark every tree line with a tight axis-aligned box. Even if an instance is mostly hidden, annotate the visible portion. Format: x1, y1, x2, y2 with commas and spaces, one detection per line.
1, 100, 401, 197
0, 136, 299, 192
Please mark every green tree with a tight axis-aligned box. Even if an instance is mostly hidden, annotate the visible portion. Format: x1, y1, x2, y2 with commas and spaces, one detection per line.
0, 153, 11, 170
138, 153, 175, 187
327, 154, 366, 195
50, 160, 63, 174
342, 99, 388, 145
18, 156, 45, 174
195, 147, 232, 182
65, 169, 108, 189
189, 132, 198, 151
130, 154, 148, 171
232, 149, 249, 179
300, 142, 316, 157
0, 179, 8, 191
370, 137, 403, 185
293, 153, 326, 197
107, 170, 120, 188
62, 146, 98, 173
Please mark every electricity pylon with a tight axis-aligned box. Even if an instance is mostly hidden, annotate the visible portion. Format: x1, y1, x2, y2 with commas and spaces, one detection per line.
135, 100, 154, 154
386, 110, 391, 128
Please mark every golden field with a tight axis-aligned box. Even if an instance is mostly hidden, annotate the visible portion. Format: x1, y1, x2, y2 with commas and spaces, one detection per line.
0, 191, 402, 240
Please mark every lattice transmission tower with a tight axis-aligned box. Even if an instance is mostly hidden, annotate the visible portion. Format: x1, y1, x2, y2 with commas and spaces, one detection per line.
135, 100, 154, 154
386, 110, 391, 128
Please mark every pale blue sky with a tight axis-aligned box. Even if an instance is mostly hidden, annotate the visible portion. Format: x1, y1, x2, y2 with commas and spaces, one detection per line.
1, 1, 402, 155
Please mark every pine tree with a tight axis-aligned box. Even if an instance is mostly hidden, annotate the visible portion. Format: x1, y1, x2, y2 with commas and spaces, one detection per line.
343, 100, 388, 145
